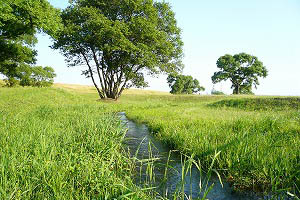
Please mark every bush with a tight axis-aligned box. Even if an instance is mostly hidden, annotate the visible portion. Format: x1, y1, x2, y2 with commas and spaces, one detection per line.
4, 78, 20, 87
211, 89, 225, 95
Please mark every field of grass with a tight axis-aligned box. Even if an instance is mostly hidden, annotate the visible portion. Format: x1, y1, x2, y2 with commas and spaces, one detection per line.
0, 87, 151, 199
1, 84, 299, 199
114, 94, 299, 194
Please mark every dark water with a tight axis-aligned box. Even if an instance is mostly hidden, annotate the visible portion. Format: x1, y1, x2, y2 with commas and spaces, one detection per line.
118, 112, 266, 200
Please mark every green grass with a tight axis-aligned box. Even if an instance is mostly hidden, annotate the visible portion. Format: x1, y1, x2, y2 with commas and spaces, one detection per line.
111, 91, 300, 196
1, 85, 299, 199
0, 88, 150, 199
210, 97, 300, 111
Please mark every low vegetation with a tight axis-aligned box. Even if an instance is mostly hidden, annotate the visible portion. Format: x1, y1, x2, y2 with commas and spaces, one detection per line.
113, 90, 300, 197
167, 74, 205, 94
0, 88, 149, 199
210, 97, 300, 111
1, 85, 299, 199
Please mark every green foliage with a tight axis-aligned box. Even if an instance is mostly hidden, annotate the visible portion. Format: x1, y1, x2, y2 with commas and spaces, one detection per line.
211, 89, 225, 95
0, 0, 61, 39
52, 0, 184, 99
211, 53, 268, 94
20, 66, 56, 87
210, 97, 300, 111
0, 0, 61, 85
167, 74, 205, 94
2, 65, 56, 87
0, 79, 5, 87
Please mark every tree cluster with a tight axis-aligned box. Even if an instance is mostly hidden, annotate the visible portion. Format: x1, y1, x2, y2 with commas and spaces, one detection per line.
211, 89, 225, 95
167, 74, 205, 94
2, 65, 56, 87
20, 66, 56, 87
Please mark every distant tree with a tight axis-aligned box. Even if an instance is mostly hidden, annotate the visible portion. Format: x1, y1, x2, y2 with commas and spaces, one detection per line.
0, 0, 61, 85
52, 0, 184, 100
211, 53, 268, 94
3, 65, 56, 87
21, 66, 56, 87
167, 74, 205, 94
211, 89, 225, 95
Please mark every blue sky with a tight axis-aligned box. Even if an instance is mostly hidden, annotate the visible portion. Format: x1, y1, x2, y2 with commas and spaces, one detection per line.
36, 0, 300, 95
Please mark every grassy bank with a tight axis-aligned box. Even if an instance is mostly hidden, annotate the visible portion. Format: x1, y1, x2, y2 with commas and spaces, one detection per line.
0, 87, 149, 199
120, 94, 299, 196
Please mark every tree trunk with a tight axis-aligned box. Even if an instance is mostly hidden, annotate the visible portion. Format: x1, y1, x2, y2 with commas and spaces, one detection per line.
233, 85, 240, 94
80, 50, 105, 99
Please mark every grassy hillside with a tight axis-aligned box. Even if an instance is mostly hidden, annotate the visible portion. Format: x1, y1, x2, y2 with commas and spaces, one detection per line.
1, 84, 299, 198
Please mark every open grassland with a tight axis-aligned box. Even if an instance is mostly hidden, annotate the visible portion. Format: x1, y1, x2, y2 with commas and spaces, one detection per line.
0, 87, 150, 199
1, 84, 299, 198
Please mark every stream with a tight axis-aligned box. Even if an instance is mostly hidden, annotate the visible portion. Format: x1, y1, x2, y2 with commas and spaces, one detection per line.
119, 112, 266, 200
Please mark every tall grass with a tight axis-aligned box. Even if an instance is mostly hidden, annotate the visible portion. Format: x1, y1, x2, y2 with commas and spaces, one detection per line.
113, 92, 300, 197
210, 97, 300, 111
0, 88, 150, 199
1, 85, 299, 198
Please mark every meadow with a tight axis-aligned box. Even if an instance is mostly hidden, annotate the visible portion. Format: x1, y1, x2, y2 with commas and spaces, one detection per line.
0, 87, 151, 199
0, 84, 299, 199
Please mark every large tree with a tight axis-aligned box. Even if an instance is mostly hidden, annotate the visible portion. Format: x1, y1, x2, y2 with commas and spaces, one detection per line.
0, 0, 61, 85
52, 0, 184, 100
211, 53, 268, 94
167, 74, 205, 94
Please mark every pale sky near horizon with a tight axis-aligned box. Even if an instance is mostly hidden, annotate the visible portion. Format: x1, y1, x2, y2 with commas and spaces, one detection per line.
35, 0, 300, 96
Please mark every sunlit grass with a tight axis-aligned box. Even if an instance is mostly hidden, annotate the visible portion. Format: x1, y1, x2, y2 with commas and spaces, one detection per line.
105, 88, 299, 196
0, 87, 150, 199
1, 84, 299, 198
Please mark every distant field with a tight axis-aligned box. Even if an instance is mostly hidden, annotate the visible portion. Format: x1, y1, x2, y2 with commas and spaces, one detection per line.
1, 84, 299, 198
210, 97, 300, 111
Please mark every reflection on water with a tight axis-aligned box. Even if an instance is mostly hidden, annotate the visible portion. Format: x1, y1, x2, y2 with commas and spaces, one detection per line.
119, 112, 265, 200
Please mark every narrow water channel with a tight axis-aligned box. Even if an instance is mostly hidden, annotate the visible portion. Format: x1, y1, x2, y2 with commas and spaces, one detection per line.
119, 112, 263, 200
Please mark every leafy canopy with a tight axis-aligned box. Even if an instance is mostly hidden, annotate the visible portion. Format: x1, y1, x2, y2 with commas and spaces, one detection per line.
52, 0, 184, 99
211, 89, 225, 95
20, 66, 56, 87
212, 53, 268, 94
0, 0, 61, 86
167, 74, 205, 94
